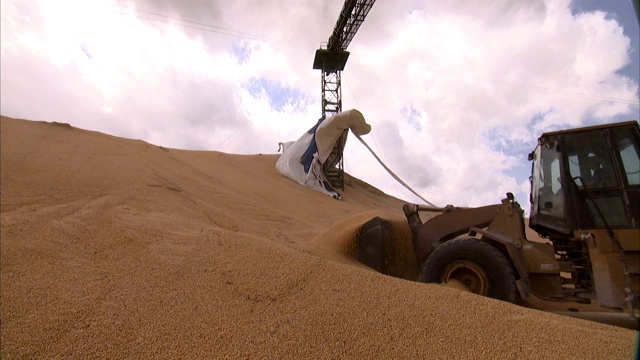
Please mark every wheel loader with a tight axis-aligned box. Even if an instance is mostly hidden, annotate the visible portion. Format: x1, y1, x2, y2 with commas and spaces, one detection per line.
357, 120, 640, 324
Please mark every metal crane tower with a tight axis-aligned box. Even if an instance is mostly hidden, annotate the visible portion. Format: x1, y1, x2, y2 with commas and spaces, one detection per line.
312, 0, 376, 190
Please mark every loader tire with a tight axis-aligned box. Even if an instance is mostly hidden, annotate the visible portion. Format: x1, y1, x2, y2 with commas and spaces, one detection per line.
420, 238, 517, 303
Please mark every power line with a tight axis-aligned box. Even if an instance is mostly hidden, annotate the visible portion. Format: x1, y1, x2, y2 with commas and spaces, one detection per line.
116, 6, 640, 107
112, 7, 316, 51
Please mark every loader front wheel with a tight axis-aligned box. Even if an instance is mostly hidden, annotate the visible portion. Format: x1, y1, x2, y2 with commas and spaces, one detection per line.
420, 238, 517, 303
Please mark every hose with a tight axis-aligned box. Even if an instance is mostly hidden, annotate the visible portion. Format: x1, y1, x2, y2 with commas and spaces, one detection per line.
353, 132, 437, 207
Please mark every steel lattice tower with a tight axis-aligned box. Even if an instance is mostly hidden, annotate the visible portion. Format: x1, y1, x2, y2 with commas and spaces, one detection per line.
313, 0, 376, 190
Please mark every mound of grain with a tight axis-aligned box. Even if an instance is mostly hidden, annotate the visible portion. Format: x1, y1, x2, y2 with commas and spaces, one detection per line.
1, 116, 637, 359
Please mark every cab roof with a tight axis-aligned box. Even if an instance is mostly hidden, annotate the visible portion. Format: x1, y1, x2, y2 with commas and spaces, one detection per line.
540, 120, 639, 138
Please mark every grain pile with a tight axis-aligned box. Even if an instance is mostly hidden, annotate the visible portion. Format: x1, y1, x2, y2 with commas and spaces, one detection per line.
1, 116, 637, 359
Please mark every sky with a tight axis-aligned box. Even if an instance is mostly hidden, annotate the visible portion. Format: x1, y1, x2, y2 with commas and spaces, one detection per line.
2, 0, 639, 210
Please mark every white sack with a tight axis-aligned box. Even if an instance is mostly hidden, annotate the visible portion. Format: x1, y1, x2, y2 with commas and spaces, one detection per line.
276, 109, 371, 199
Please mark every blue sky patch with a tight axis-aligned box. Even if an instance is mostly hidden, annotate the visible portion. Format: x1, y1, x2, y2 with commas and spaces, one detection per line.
246, 77, 310, 111
571, 0, 639, 82
232, 42, 257, 65
401, 105, 422, 131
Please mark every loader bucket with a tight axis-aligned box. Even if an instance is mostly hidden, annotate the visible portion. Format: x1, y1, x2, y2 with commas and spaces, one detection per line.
356, 216, 389, 273
355, 216, 420, 280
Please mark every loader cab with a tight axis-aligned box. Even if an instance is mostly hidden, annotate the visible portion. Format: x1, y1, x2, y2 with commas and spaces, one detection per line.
529, 121, 640, 236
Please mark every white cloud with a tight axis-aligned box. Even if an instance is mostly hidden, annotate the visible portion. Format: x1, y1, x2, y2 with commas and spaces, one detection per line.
1, 0, 638, 210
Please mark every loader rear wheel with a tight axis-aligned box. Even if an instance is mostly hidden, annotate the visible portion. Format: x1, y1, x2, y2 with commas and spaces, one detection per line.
420, 238, 517, 303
